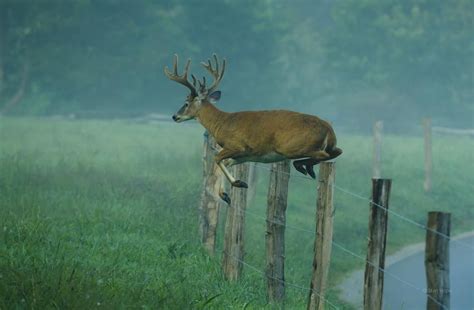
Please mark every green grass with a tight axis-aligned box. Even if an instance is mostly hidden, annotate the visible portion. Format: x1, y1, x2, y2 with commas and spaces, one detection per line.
0, 117, 473, 309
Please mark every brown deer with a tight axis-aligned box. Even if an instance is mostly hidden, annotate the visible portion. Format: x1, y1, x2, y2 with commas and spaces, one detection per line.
165, 54, 342, 203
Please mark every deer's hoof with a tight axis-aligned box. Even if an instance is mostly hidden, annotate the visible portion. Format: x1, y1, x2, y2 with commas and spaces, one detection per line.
305, 165, 316, 179
293, 162, 307, 176
232, 180, 248, 188
219, 192, 231, 205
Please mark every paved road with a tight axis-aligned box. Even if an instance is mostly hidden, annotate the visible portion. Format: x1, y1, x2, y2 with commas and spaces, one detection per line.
384, 235, 474, 310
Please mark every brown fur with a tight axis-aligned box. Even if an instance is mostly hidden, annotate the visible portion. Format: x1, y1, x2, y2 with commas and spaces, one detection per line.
195, 101, 342, 168
167, 53, 342, 187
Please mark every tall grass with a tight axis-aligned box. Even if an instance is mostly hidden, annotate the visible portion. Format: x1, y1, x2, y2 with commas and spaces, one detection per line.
1, 118, 472, 309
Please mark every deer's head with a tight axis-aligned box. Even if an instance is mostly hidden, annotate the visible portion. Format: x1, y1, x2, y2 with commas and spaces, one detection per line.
165, 54, 225, 122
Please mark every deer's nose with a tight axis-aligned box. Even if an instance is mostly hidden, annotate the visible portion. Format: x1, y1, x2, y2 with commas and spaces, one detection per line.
172, 115, 177, 121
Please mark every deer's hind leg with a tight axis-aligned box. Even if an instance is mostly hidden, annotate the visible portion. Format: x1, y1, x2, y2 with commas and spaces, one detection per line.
293, 160, 309, 177
294, 148, 343, 179
293, 150, 332, 179
293, 159, 321, 179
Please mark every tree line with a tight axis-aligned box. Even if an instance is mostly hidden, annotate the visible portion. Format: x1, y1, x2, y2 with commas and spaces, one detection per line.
1, 0, 472, 128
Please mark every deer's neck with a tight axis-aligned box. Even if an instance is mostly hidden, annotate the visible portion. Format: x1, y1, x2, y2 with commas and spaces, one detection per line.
196, 102, 228, 139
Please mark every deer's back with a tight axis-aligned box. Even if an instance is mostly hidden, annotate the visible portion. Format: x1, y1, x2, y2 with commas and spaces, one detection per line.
217, 110, 337, 156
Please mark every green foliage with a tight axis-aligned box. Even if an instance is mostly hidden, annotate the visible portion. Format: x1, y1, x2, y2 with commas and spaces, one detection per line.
327, 0, 473, 84
1, 0, 288, 114
0, 118, 472, 308
0, 1, 471, 127
323, 0, 473, 121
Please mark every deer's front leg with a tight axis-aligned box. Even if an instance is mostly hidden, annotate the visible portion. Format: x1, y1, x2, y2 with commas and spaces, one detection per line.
215, 149, 248, 189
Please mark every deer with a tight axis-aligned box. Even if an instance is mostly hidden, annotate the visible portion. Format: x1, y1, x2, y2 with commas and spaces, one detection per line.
165, 54, 342, 204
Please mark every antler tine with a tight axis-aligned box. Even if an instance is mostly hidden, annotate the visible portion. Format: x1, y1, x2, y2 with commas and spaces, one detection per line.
173, 54, 178, 75
197, 76, 207, 95
201, 53, 226, 94
164, 54, 197, 96
220, 58, 226, 80
163, 55, 173, 76
213, 53, 219, 74
184, 58, 191, 78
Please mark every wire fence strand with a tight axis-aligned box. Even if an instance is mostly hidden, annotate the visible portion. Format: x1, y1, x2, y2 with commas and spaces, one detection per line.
228, 201, 448, 310
217, 247, 340, 309
251, 163, 474, 251
210, 157, 468, 309
330, 241, 448, 310
333, 184, 474, 250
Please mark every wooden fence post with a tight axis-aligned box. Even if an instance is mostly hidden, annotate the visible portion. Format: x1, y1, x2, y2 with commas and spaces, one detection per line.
266, 160, 290, 303
247, 163, 258, 206
425, 211, 450, 310
307, 162, 335, 310
373, 120, 383, 178
363, 178, 392, 310
199, 132, 223, 255
423, 118, 432, 192
222, 163, 250, 281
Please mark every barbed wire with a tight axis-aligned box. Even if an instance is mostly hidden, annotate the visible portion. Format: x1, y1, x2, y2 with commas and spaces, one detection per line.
251, 163, 474, 251
203, 135, 467, 309
330, 241, 448, 310
225, 202, 448, 310
333, 184, 474, 251
216, 247, 340, 310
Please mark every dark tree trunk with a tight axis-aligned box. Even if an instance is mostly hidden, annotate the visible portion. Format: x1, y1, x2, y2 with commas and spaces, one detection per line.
0, 5, 30, 115
1, 60, 29, 114
0, 5, 5, 98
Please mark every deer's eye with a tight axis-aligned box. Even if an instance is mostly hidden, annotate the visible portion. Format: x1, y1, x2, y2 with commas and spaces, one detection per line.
184, 103, 189, 107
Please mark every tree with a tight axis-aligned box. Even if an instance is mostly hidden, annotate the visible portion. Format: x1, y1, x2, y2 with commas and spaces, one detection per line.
322, 0, 473, 125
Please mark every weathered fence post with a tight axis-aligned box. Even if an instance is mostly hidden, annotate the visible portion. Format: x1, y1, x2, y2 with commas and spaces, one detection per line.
364, 178, 392, 310
266, 160, 290, 303
425, 211, 450, 310
308, 162, 335, 310
199, 132, 223, 255
247, 163, 258, 206
373, 120, 383, 178
423, 118, 432, 192
222, 163, 250, 281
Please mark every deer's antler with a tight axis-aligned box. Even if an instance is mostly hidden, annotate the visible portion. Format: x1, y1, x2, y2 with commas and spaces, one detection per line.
191, 74, 207, 95
201, 53, 226, 94
164, 54, 198, 97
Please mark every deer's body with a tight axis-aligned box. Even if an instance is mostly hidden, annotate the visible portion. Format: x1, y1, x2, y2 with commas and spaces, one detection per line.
165, 54, 342, 203
198, 103, 338, 164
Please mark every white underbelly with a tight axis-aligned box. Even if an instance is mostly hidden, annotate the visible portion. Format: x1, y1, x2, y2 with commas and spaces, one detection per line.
242, 152, 287, 163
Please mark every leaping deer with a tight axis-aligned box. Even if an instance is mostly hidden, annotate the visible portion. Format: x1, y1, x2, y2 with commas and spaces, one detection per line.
165, 54, 342, 203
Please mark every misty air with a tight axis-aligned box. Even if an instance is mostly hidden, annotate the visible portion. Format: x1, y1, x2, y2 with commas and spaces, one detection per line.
0, 1, 472, 309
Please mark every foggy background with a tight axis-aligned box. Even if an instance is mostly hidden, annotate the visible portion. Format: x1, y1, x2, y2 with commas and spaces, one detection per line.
1, 1, 473, 308
1, 0, 472, 131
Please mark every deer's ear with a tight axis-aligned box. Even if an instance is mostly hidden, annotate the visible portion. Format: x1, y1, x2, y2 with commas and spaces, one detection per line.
208, 91, 221, 104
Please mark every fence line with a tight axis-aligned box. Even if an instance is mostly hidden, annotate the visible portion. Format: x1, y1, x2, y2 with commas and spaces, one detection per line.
331, 241, 448, 310
215, 247, 340, 309
432, 126, 474, 136
334, 184, 474, 251
228, 197, 448, 310
251, 163, 474, 251
203, 127, 467, 308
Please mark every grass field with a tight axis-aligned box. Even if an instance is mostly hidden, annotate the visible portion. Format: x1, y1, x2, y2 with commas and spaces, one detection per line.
1, 117, 473, 309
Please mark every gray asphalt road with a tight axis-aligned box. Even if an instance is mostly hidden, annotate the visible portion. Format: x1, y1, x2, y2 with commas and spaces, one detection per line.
384, 236, 474, 310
